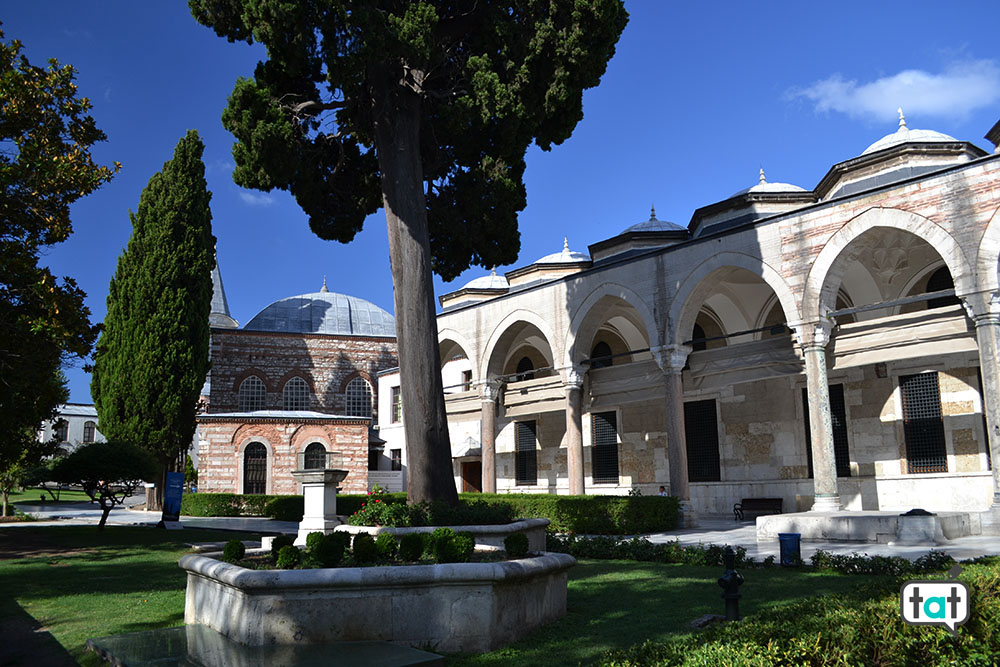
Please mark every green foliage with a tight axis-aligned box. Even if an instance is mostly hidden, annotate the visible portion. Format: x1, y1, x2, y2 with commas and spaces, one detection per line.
428, 527, 472, 563
452, 533, 475, 562
180, 493, 243, 517
504, 532, 530, 559
337, 492, 407, 517
398, 532, 424, 562
91, 130, 215, 483
184, 455, 198, 489
222, 539, 245, 563
179, 492, 304, 520
270, 535, 295, 563
265, 495, 304, 521
309, 532, 347, 568
810, 548, 955, 576
275, 544, 301, 569
459, 493, 680, 534
351, 533, 378, 565
375, 533, 398, 561
0, 28, 115, 515
599, 559, 1000, 667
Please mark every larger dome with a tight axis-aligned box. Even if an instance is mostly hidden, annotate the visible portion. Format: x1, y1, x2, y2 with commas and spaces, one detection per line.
862, 111, 957, 155
243, 287, 395, 337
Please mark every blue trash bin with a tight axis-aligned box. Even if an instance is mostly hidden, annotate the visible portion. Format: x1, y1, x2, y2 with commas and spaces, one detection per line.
778, 532, 801, 566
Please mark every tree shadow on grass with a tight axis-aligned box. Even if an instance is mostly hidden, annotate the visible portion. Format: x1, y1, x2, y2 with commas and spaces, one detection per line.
0, 597, 77, 667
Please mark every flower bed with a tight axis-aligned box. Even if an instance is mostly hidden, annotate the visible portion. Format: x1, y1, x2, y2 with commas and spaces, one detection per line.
180, 547, 575, 653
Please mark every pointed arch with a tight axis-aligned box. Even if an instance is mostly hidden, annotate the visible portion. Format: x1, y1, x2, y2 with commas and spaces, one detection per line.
564, 282, 659, 367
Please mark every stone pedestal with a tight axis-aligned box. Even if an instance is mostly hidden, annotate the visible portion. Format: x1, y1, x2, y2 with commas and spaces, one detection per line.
291, 469, 349, 546
891, 511, 943, 546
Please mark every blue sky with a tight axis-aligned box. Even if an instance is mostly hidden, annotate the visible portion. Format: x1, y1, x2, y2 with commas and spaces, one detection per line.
5, 2, 999, 403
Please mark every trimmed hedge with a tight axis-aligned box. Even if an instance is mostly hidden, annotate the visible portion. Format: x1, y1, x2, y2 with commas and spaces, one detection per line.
181, 491, 679, 534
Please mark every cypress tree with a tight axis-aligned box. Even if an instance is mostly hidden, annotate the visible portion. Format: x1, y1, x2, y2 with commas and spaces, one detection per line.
91, 130, 215, 508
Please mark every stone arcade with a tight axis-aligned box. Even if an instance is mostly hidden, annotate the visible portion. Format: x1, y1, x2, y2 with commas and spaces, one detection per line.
377, 114, 1000, 530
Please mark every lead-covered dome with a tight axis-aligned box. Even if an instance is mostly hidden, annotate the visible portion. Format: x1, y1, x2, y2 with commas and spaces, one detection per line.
243, 282, 395, 336
862, 110, 957, 155
730, 169, 807, 198
536, 237, 590, 264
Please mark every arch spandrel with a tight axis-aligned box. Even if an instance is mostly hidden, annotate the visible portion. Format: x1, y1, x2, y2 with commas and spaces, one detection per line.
976, 205, 1000, 294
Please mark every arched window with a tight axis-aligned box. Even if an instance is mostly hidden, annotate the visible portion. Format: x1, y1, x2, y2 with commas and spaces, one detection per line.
345, 377, 373, 417
304, 442, 327, 469
283, 377, 311, 411
243, 442, 267, 494
515, 356, 535, 381
926, 267, 959, 309
238, 376, 266, 411
590, 341, 613, 369
83, 421, 97, 443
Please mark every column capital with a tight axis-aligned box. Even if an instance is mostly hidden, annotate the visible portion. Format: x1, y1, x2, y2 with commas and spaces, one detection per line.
479, 380, 502, 403
563, 366, 585, 390
791, 320, 834, 350
652, 344, 691, 373
961, 290, 1000, 326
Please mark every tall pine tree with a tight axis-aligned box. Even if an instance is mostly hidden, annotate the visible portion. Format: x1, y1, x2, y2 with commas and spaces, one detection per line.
91, 131, 215, 508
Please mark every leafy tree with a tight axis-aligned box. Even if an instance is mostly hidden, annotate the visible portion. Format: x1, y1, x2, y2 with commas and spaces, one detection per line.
91, 131, 215, 509
190, 0, 628, 505
51, 441, 157, 529
0, 28, 118, 505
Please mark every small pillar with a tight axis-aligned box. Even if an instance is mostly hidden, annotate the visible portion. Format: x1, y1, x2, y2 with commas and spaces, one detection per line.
291, 468, 349, 546
564, 368, 585, 495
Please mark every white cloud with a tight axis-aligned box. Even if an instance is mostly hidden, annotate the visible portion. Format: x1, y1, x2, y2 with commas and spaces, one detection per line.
237, 190, 274, 206
789, 60, 1000, 122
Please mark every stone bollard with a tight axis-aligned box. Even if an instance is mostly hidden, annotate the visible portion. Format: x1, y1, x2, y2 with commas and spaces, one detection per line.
717, 545, 744, 621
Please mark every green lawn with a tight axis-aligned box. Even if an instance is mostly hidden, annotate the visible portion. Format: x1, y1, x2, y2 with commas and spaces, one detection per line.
0, 526, 880, 667
0, 526, 259, 666
7, 487, 95, 505
448, 560, 884, 666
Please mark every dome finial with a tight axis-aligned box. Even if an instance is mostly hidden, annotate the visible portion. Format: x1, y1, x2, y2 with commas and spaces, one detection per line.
320, 276, 329, 293
563, 237, 570, 252
490, 266, 497, 277
759, 167, 766, 184
650, 204, 657, 220
898, 107, 907, 128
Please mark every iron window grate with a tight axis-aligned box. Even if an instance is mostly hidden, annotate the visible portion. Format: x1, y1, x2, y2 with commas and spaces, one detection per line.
239, 376, 267, 411
515, 421, 537, 485
685, 399, 721, 482
244, 442, 267, 494
283, 377, 311, 411
900, 372, 948, 474
303, 442, 326, 469
802, 385, 852, 478
345, 377, 373, 417
591, 411, 619, 484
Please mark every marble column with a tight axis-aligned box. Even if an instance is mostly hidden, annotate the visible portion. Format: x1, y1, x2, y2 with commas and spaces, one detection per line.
797, 321, 842, 512
963, 292, 1000, 509
480, 381, 500, 494
656, 345, 696, 526
564, 367, 585, 495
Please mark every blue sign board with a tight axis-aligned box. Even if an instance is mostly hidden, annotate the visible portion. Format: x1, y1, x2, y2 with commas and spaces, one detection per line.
161, 471, 184, 524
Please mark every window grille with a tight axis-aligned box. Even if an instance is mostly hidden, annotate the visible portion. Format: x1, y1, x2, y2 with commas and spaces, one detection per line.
243, 442, 267, 494
801, 385, 852, 478
390, 386, 402, 423
684, 399, 721, 482
283, 377, 311, 411
238, 376, 267, 411
901, 373, 948, 474
591, 411, 619, 483
515, 421, 537, 485
391, 449, 402, 471
54, 421, 68, 442
303, 442, 326, 469
83, 420, 96, 443
345, 377, 373, 417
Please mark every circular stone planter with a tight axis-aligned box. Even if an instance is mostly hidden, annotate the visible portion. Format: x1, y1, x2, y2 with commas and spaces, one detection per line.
180, 549, 576, 654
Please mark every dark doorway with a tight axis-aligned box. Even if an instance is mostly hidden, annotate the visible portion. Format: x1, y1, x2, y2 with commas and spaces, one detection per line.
462, 461, 482, 493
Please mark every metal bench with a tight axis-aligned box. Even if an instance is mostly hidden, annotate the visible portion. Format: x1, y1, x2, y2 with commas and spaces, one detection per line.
733, 497, 783, 521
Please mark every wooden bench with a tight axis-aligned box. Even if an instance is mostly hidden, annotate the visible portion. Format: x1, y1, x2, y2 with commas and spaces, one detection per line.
733, 497, 782, 521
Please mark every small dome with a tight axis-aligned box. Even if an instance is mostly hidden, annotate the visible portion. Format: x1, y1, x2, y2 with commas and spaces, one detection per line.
731, 169, 807, 197
536, 237, 590, 264
861, 109, 957, 155
623, 206, 686, 233
462, 268, 509, 290
243, 290, 395, 336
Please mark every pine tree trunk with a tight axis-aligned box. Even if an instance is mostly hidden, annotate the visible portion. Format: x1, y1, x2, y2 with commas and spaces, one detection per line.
373, 84, 459, 507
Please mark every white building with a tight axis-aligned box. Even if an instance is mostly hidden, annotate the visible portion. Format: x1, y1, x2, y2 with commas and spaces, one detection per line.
38, 403, 104, 453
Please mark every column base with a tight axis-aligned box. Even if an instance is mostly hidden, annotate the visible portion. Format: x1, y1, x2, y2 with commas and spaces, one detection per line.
980, 504, 1000, 536
678, 500, 698, 528
810, 494, 843, 513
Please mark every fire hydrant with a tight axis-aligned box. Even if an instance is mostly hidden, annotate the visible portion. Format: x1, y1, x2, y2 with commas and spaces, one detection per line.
717, 545, 744, 621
